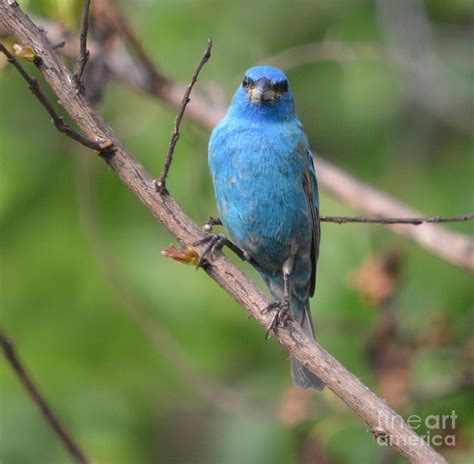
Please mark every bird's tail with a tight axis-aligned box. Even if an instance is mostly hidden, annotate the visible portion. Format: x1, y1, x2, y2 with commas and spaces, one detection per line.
259, 271, 325, 390
290, 298, 325, 390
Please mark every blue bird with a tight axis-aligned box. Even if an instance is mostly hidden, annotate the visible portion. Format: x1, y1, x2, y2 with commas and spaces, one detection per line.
204, 66, 324, 390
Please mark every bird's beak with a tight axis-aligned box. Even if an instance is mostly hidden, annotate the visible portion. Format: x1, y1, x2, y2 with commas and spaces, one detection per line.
249, 78, 276, 103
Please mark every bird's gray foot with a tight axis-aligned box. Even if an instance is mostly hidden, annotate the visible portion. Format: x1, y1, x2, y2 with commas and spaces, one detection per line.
262, 296, 291, 339
193, 233, 250, 268
261, 266, 291, 339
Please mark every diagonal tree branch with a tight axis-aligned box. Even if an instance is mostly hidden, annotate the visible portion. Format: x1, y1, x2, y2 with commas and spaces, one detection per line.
0, 328, 89, 464
0, 2, 449, 462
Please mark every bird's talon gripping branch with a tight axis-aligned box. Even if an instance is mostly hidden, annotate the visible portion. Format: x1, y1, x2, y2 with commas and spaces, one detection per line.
261, 301, 279, 314
264, 298, 291, 339
193, 233, 250, 268
193, 234, 225, 268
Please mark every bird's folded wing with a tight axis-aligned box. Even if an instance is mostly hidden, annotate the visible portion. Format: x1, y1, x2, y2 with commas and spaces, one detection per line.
303, 150, 320, 297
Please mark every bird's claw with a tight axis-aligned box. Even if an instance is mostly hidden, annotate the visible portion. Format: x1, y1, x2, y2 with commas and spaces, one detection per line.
262, 298, 290, 339
193, 233, 227, 269
194, 226, 251, 267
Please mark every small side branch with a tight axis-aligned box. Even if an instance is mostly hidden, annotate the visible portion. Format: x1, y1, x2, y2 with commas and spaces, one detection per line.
0, 328, 89, 464
154, 39, 213, 193
205, 214, 474, 228
0, 43, 112, 152
72, 0, 92, 89
320, 212, 474, 225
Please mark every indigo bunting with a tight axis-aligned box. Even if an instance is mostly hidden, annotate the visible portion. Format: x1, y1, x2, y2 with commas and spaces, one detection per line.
205, 66, 324, 390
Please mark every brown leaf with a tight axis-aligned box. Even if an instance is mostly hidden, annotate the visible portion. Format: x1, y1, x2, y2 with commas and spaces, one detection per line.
161, 243, 199, 266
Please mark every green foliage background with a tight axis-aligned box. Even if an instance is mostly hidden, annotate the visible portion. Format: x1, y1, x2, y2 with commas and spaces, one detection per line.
1, 1, 473, 463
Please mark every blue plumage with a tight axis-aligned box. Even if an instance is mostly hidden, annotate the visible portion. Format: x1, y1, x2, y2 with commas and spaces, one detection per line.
208, 66, 324, 390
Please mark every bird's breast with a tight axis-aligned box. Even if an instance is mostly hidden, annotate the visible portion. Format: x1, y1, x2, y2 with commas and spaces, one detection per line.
209, 120, 312, 267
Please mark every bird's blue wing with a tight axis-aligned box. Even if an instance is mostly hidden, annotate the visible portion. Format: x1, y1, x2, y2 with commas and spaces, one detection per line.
302, 150, 320, 297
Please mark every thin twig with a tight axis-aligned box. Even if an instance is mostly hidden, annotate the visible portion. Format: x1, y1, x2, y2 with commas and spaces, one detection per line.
0, 4, 450, 461
155, 38, 213, 193
0, 328, 89, 464
72, 0, 92, 89
320, 212, 474, 225
0, 43, 112, 152
208, 214, 474, 227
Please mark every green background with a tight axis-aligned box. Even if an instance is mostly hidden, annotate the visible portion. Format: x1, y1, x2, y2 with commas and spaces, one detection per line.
1, 0, 473, 463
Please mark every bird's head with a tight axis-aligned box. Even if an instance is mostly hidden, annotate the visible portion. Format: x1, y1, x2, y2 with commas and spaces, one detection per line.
242, 66, 290, 104
229, 66, 296, 120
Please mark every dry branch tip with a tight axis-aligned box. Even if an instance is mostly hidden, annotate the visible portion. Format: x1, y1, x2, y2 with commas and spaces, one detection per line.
155, 38, 213, 193
72, 0, 92, 90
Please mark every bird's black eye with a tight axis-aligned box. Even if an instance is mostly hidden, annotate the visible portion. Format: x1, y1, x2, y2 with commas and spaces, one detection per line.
276, 80, 289, 93
242, 76, 254, 88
